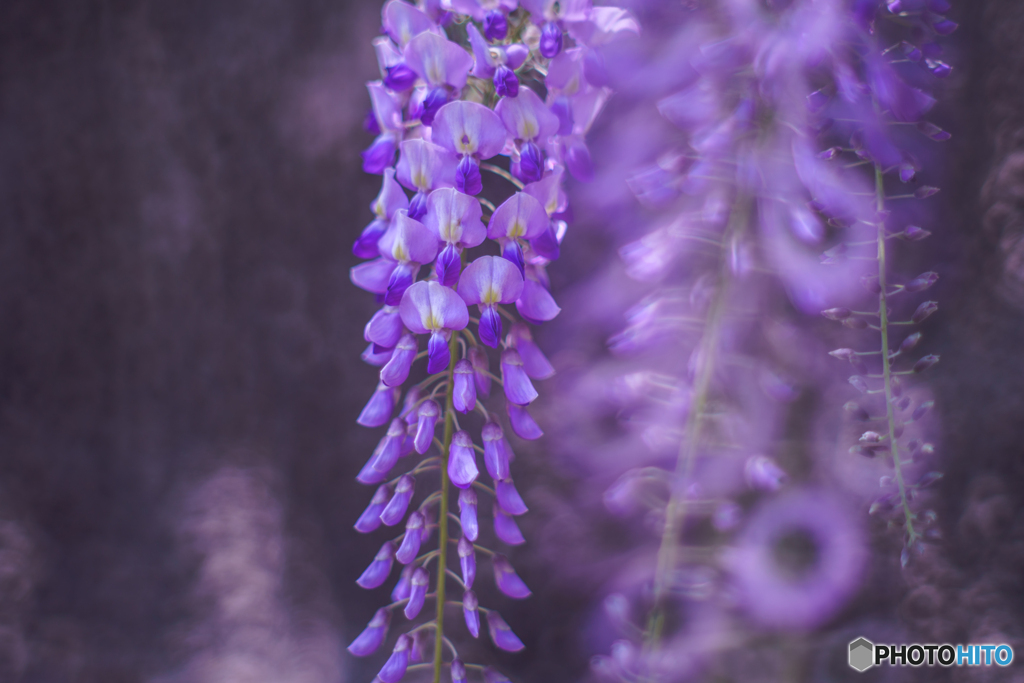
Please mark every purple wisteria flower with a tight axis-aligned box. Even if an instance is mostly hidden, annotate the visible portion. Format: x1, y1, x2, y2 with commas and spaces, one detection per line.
347, 1, 625, 680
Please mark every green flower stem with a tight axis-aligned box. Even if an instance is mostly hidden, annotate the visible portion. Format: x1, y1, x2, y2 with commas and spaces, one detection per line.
644, 199, 748, 654
433, 332, 461, 683
874, 163, 917, 547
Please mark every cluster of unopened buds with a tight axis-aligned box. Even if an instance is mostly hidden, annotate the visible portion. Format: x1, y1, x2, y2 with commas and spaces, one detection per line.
347, 1, 633, 682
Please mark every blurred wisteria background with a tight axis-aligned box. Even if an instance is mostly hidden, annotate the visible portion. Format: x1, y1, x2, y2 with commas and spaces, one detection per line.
2, 0, 1024, 681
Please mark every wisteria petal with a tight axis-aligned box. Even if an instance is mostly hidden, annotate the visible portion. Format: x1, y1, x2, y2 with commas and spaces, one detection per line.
500, 349, 538, 405
348, 608, 391, 657
358, 382, 397, 428
493, 502, 526, 545
523, 168, 565, 216
381, 334, 418, 387
458, 255, 526, 305
486, 611, 526, 652
495, 86, 559, 142
368, 82, 405, 134
492, 553, 531, 598
432, 100, 507, 160
383, 0, 435, 46
404, 31, 473, 89
399, 280, 471, 334
508, 322, 554, 379
355, 485, 393, 533
378, 634, 412, 683
425, 188, 486, 247
467, 23, 497, 78
351, 257, 399, 295
478, 306, 503, 348
458, 536, 476, 589
487, 192, 549, 241
448, 430, 480, 488
357, 541, 397, 589
459, 488, 479, 541
452, 359, 478, 413
354, 219, 389, 259
507, 402, 543, 440
363, 133, 398, 174
381, 474, 416, 526
516, 278, 561, 323
396, 139, 458, 193
372, 168, 411, 221
495, 478, 529, 516
379, 211, 440, 265
463, 589, 480, 638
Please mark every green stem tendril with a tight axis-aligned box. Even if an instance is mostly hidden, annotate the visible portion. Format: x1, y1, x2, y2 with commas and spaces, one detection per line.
643, 198, 749, 656
874, 163, 917, 549
432, 332, 460, 683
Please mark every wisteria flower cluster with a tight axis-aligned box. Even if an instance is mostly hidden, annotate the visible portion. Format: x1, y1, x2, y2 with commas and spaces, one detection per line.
531, 0, 957, 680
816, 0, 953, 565
347, 1, 633, 682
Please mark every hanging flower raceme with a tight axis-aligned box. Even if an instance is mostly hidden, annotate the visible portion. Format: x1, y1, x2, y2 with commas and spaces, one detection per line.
347, 2, 626, 682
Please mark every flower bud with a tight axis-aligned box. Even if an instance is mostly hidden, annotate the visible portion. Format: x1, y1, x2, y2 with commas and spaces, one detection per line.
392, 564, 414, 602
381, 334, 418, 387
381, 474, 416, 526
348, 608, 391, 657
507, 402, 543, 440
912, 300, 938, 323
356, 541, 396, 589
483, 10, 508, 41
378, 634, 411, 683
463, 589, 480, 637
482, 422, 513, 480
861, 275, 882, 294
451, 660, 468, 683
486, 610, 525, 651
395, 511, 425, 564
496, 478, 528, 515
913, 354, 940, 373
448, 430, 480, 489
905, 271, 938, 292
902, 224, 932, 241
459, 488, 479, 542
822, 307, 852, 321
501, 349, 539, 405
891, 376, 903, 397
355, 484, 393, 533
912, 400, 934, 421
849, 376, 869, 393
404, 567, 430, 619
453, 360, 478, 413
539, 22, 563, 59
492, 553, 531, 599
414, 400, 439, 455
859, 431, 883, 443
493, 502, 525, 545
914, 186, 940, 199
899, 332, 923, 353
458, 536, 476, 589
494, 65, 519, 98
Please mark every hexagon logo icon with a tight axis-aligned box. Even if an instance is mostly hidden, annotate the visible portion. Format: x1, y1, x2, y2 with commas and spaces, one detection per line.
849, 637, 875, 672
